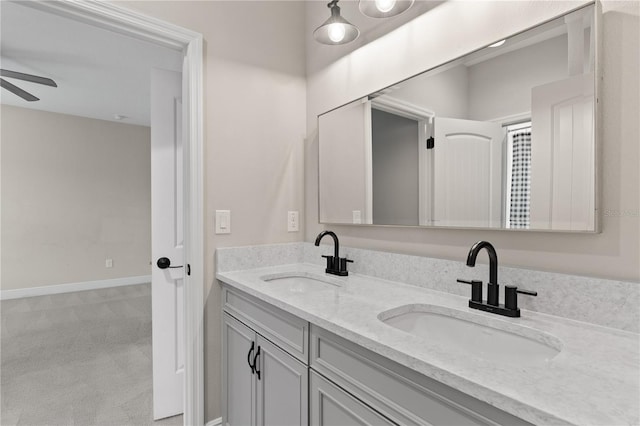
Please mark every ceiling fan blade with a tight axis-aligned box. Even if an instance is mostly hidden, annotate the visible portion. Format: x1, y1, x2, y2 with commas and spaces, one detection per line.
0, 69, 57, 87
1, 78, 39, 102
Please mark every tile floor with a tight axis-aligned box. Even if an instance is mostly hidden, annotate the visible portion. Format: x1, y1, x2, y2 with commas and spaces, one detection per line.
1, 284, 183, 426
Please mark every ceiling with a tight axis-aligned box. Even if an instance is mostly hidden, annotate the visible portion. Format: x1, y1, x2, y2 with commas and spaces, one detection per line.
0, 1, 182, 126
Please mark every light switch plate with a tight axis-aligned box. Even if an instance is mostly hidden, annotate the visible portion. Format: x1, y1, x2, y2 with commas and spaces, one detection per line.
215, 210, 231, 234
287, 211, 299, 232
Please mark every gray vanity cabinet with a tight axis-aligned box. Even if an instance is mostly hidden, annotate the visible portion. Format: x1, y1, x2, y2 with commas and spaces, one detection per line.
221, 285, 532, 426
222, 287, 309, 426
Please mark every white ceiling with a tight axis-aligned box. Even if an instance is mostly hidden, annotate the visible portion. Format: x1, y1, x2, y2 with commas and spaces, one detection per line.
0, 1, 182, 126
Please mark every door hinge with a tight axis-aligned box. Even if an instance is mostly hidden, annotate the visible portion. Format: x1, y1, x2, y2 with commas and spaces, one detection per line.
426, 136, 435, 149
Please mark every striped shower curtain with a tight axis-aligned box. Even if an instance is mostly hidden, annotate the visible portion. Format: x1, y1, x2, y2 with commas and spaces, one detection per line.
509, 130, 531, 229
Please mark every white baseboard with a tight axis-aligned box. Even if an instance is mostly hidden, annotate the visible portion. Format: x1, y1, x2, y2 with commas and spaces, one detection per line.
0, 275, 151, 300
206, 418, 222, 426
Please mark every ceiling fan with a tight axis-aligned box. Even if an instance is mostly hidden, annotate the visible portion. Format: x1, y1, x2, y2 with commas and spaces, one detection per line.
0, 69, 57, 102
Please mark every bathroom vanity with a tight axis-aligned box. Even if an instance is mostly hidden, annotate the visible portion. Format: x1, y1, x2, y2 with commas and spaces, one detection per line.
218, 261, 639, 426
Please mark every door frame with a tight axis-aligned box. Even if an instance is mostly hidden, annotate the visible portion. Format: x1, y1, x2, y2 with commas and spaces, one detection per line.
370, 97, 435, 226
20, 2, 205, 424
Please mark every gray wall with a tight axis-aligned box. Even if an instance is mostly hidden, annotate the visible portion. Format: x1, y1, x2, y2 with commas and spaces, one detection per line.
467, 34, 568, 121
381, 33, 568, 122
387, 64, 469, 119
1, 105, 151, 290
372, 109, 419, 226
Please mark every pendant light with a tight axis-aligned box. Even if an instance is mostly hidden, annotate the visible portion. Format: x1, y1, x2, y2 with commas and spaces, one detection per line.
314, 0, 360, 45
358, 0, 414, 18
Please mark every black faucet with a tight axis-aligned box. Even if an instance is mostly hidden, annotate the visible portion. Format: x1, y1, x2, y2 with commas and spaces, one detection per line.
466, 241, 500, 306
457, 240, 537, 318
314, 231, 353, 276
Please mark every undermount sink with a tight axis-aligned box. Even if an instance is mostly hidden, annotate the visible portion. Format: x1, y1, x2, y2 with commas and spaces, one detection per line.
379, 304, 561, 366
260, 272, 343, 293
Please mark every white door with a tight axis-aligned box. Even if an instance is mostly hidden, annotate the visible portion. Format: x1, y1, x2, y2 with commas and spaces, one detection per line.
151, 68, 184, 420
432, 117, 504, 228
530, 73, 595, 230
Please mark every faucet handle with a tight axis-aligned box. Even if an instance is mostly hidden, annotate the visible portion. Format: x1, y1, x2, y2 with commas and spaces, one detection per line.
338, 257, 353, 273
321, 255, 335, 270
505, 285, 537, 310
516, 288, 538, 296
456, 279, 483, 302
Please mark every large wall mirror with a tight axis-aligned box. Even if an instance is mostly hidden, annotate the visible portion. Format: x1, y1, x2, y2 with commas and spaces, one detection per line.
319, 3, 597, 232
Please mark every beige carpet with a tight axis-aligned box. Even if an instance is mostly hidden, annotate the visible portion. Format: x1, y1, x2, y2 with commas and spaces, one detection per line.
1, 283, 183, 426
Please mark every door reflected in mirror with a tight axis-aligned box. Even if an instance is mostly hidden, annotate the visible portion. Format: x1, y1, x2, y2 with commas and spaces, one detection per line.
318, 4, 596, 232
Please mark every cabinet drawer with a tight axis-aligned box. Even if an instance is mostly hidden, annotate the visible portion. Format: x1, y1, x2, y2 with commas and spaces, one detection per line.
310, 326, 533, 426
223, 286, 308, 363
310, 371, 395, 426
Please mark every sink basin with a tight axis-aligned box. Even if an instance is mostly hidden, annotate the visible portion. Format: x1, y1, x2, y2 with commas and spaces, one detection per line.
260, 272, 343, 293
379, 304, 561, 365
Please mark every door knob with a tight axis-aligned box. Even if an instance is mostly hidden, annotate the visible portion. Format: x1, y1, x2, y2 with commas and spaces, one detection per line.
156, 257, 183, 269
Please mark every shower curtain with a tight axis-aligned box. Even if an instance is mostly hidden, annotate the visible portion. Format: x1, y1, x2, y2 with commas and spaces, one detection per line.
509, 129, 531, 229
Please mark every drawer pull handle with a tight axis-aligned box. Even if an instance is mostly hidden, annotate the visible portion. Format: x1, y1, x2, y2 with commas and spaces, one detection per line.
247, 341, 255, 374
253, 346, 261, 380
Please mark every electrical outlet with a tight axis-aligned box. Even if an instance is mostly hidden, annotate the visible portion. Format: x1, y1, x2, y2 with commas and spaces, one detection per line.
352, 210, 362, 224
288, 211, 299, 232
105, 259, 113, 268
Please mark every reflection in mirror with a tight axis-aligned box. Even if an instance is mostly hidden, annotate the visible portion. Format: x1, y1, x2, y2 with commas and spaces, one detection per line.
319, 4, 596, 231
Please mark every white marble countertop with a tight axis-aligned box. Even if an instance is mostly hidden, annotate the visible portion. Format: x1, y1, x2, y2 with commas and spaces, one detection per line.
217, 263, 640, 426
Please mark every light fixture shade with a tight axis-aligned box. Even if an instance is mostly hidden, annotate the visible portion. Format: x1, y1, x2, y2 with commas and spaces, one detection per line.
314, 3, 360, 45
358, 0, 414, 18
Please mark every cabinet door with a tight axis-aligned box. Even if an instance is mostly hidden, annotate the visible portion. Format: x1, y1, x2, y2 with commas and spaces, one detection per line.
256, 335, 309, 426
310, 371, 395, 426
223, 313, 256, 426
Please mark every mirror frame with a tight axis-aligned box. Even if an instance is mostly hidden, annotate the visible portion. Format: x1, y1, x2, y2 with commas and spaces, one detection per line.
317, 1, 601, 233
